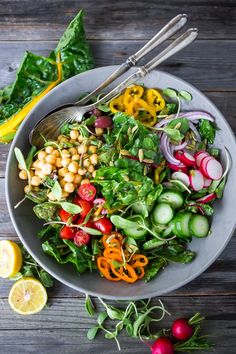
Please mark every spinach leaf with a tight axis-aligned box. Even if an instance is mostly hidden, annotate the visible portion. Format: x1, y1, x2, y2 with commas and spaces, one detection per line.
198, 120, 216, 144
26, 188, 48, 203
33, 202, 58, 221
144, 258, 167, 282
167, 118, 190, 134
152, 240, 195, 264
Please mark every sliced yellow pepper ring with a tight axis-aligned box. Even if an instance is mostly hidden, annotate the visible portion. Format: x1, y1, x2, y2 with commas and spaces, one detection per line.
125, 100, 139, 118
123, 85, 144, 106
146, 88, 165, 112
109, 95, 125, 114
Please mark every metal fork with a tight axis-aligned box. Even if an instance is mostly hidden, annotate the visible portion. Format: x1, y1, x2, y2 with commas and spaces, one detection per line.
30, 21, 198, 148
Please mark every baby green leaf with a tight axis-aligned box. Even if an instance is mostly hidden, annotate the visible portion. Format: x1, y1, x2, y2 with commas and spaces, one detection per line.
97, 311, 108, 326
162, 88, 177, 98
87, 326, 100, 340
79, 226, 102, 235
60, 202, 81, 214
160, 127, 184, 142
14, 147, 27, 170
110, 215, 138, 229
39, 269, 54, 288
85, 294, 95, 317
51, 180, 62, 201
25, 146, 37, 169
179, 90, 192, 101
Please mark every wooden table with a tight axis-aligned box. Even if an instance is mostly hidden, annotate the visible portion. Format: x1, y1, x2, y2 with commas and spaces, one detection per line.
0, 1, 235, 353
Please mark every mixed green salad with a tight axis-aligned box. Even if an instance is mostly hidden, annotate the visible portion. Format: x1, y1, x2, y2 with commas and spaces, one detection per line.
15, 85, 230, 284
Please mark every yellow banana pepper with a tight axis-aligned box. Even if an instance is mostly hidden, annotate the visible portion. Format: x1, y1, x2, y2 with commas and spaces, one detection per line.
0, 53, 62, 143
146, 88, 165, 112
123, 85, 144, 106
109, 95, 125, 114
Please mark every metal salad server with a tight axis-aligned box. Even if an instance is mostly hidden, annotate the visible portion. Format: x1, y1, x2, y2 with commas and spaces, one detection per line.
30, 17, 198, 148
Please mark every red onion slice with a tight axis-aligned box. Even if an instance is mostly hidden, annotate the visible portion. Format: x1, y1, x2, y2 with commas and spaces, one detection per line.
155, 110, 214, 128
173, 141, 188, 151
189, 122, 201, 141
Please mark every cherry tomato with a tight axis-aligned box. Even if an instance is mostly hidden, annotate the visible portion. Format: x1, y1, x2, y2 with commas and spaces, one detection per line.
59, 209, 78, 223
76, 216, 94, 228
93, 217, 113, 234
60, 226, 75, 240
77, 183, 97, 202
73, 196, 92, 218
74, 230, 90, 247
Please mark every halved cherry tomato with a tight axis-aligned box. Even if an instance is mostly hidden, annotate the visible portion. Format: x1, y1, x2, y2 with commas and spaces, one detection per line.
93, 217, 113, 234
77, 183, 97, 202
60, 226, 75, 240
73, 196, 92, 218
74, 230, 90, 247
76, 216, 94, 228
59, 209, 78, 223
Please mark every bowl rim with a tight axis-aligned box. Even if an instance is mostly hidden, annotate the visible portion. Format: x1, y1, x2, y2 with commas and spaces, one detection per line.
5, 66, 236, 299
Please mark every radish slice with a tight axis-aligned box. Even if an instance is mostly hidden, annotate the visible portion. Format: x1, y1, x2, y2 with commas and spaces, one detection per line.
195, 151, 209, 167
203, 177, 212, 188
189, 170, 205, 191
171, 171, 190, 187
167, 163, 188, 173
196, 193, 217, 203
175, 151, 195, 166
205, 159, 223, 180
200, 156, 215, 177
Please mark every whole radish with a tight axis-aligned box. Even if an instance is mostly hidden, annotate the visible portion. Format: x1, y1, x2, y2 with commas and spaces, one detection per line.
171, 318, 194, 341
151, 337, 174, 354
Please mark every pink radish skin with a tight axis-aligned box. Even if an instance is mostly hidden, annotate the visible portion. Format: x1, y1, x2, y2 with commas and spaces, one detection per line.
195, 151, 209, 167
189, 170, 205, 191
175, 151, 195, 166
200, 156, 215, 177
196, 193, 217, 203
171, 171, 190, 187
151, 337, 174, 354
167, 163, 188, 173
203, 177, 212, 188
171, 318, 194, 341
205, 158, 223, 180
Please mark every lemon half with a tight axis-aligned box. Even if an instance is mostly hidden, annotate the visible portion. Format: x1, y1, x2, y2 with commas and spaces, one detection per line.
8, 277, 47, 315
0, 240, 22, 278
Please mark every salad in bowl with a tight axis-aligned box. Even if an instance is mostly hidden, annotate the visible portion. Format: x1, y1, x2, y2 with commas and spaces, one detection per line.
14, 84, 230, 285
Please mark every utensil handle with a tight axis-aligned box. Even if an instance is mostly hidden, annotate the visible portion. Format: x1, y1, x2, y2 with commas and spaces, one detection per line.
83, 28, 198, 114
76, 14, 187, 105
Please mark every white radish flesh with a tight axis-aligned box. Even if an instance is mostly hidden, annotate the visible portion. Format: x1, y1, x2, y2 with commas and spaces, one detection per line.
182, 152, 196, 166
205, 159, 223, 180
203, 177, 212, 188
189, 170, 205, 191
171, 171, 190, 187
200, 156, 215, 177
195, 151, 209, 167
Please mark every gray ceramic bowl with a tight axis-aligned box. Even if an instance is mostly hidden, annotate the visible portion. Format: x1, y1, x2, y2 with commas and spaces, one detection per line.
6, 66, 236, 300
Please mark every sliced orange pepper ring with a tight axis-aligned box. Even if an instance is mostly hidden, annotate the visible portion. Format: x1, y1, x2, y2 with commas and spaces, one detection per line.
130, 254, 149, 267
103, 248, 123, 262
133, 266, 145, 279
97, 257, 121, 281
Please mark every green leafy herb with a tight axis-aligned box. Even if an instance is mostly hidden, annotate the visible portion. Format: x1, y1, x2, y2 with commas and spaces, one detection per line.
162, 88, 178, 98
179, 90, 192, 101
26, 188, 49, 204
25, 146, 37, 169
85, 294, 95, 317
51, 180, 62, 201
198, 120, 216, 144
14, 147, 27, 170
59, 202, 81, 214
144, 258, 167, 282
33, 202, 58, 221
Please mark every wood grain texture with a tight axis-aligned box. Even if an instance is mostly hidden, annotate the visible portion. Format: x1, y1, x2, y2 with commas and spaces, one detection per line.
0, 296, 235, 353
0, 0, 235, 40
0, 40, 236, 90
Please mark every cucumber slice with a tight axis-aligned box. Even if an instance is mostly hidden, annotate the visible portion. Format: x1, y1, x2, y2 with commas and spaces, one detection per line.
123, 215, 149, 240
152, 203, 174, 225
157, 190, 184, 209
189, 215, 210, 238
173, 212, 193, 238
162, 222, 174, 237
143, 238, 166, 251
151, 222, 166, 234
131, 201, 153, 217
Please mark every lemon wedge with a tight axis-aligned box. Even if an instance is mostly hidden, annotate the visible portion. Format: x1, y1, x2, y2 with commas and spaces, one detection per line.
0, 240, 22, 278
8, 277, 47, 315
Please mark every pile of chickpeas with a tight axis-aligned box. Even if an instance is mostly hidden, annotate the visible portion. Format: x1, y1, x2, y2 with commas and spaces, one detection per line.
18, 127, 104, 200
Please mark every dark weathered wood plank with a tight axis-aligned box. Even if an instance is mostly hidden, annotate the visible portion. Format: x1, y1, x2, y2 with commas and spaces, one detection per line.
0, 296, 235, 354
0, 40, 236, 90
0, 0, 235, 40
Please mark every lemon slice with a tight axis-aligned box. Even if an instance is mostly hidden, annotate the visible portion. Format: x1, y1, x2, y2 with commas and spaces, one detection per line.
8, 277, 47, 315
0, 240, 22, 278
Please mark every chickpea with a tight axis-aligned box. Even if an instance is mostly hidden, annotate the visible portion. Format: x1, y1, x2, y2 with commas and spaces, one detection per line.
33, 186, 40, 192
48, 192, 57, 201
34, 169, 40, 177
58, 167, 68, 177
69, 147, 78, 156
61, 150, 70, 159
46, 154, 56, 165
60, 137, 69, 143
24, 185, 31, 193
52, 149, 60, 157
19, 170, 28, 180
31, 176, 41, 186
89, 135, 96, 140
68, 161, 79, 173
70, 130, 79, 140
38, 151, 47, 160
32, 160, 39, 169
78, 168, 87, 176
61, 157, 71, 167
88, 145, 97, 154
90, 154, 98, 165
61, 190, 70, 198
95, 128, 104, 136
64, 182, 75, 193
92, 170, 97, 178
57, 134, 64, 142
78, 135, 84, 142
73, 174, 82, 185
45, 146, 54, 154
88, 165, 95, 173
70, 139, 78, 145
64, 172, 75, 183
41, 163, 53, 175
77, 144, 88, 154
59, 179, 66, 188
38, 171, 46, 179
55, 157, 63, 168
83, 158, 90, 168
38, 160, 45, 169
72, 154, 80, 161
81, 178, 90, 185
